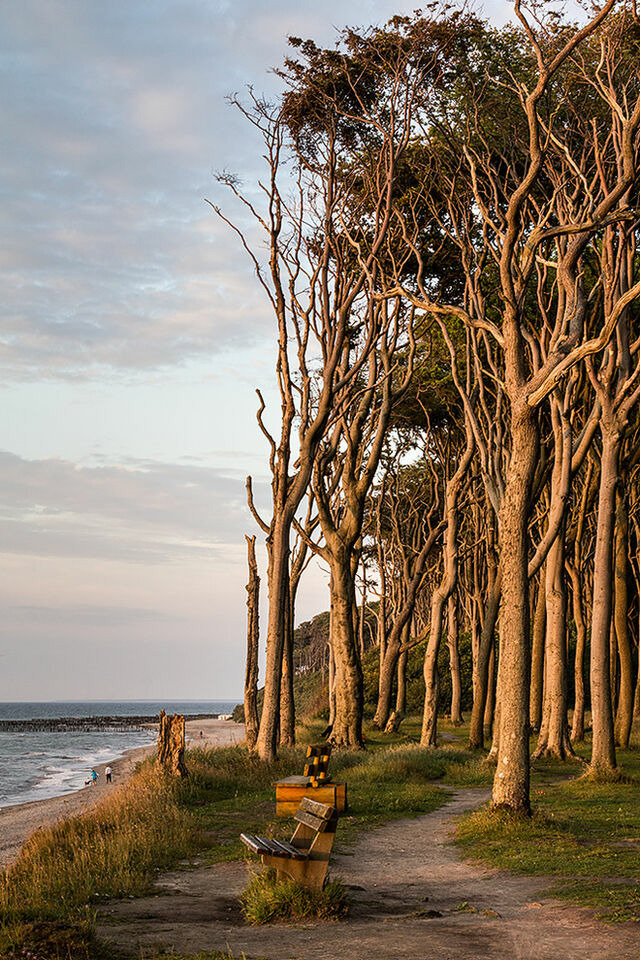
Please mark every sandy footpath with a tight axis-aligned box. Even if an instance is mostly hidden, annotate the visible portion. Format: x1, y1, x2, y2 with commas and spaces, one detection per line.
0, 717, 244, 868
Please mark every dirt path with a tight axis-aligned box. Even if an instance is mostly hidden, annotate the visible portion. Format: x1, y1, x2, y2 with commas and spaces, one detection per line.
97, 788, 640, 960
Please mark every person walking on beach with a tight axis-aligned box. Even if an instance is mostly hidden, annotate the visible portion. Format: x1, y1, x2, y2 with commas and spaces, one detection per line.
90, 769, 98, 786
105, 765, 112, 784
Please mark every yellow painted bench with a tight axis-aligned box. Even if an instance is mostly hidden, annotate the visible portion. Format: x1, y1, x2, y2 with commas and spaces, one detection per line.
240, 796, 338, 892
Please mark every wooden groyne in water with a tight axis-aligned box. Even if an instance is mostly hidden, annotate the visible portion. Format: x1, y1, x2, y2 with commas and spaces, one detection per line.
0, 714, 220, 732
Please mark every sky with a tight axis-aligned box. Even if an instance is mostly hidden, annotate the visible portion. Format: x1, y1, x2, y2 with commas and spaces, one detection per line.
1, 0, 511, 702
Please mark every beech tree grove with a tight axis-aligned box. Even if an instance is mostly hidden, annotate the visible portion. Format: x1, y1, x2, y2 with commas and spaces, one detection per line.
215, 1, 640, 815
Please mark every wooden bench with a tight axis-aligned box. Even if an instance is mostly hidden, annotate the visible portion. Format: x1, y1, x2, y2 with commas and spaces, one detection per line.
274, 744, 347, 817
240, 796, 338, 892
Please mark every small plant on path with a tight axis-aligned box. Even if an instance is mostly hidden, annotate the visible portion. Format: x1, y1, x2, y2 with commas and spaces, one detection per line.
240, 870, 349, 925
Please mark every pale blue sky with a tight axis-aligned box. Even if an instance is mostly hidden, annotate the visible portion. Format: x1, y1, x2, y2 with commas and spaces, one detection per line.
1, 0, 511, 700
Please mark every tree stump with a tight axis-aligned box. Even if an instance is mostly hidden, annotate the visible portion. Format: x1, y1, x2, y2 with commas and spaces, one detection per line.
157, 709, 188, 778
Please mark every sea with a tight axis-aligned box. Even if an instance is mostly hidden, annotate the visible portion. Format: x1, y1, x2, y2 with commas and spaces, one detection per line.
0, 700, 239, 809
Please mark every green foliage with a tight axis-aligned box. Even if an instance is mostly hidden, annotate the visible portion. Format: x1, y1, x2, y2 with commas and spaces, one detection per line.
361, 631, 475, 719
240, 870, 349, 925
230, 702, 244, 723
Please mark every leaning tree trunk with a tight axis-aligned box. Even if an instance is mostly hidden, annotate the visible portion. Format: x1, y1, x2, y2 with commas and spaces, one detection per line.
328, 555, 364, 748
385, 625, 410, 733
589, 427, 619, 775
244, 536, 260, 751
491, 401, 537, 814
529, 573, 546, 732
422, 435, 474, 747
421, 584, 449, 746
372, 524, 443, 729
374, 595, 415, 730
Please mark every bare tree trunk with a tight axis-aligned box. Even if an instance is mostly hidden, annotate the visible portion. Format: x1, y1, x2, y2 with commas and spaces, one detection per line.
469, 567, 500, 749
590, 428, 619, 774
633, 659, 640, 727
614, 489, 633, 748
422, 435, 474, 747
532, 528, 575, 760
486, 657, 501, 765
421, 588, 447, 746
328, 643, 336, 727
484, 639, 496, 739
567, 560, 587, 743
372, 523, 443, 729
377, 590, 387, 667
396, 641, 409, 716
448, 594, 463, 725
256, 518, 289, 761
280, 574, 295, 748
244, 536, 260, 751
491, 403, 537, 813
329, 556, 364, 748
529, 573, 546, 732
385, 627, 409, 733
358, 572, 367, 659
610, 619, 618, 724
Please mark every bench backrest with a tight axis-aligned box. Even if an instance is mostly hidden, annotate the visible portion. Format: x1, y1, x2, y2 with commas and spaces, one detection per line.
303, 744, 332, 781
293, 796, 336, 833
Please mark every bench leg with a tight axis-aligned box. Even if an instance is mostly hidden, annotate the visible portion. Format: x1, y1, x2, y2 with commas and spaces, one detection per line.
260, 854, 329, 893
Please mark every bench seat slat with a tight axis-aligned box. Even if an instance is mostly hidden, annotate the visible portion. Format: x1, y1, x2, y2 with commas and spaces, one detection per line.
240, 833, 308, 861
269, 838, 308, 860
241, 833, 271, 855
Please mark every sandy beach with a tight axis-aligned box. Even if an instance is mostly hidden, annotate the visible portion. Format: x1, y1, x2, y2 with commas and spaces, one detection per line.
0, 716, 244, 868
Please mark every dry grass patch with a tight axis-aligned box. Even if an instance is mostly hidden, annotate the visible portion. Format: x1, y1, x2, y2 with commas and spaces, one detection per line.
1, 764, 196, 924
240, 869, 349, 925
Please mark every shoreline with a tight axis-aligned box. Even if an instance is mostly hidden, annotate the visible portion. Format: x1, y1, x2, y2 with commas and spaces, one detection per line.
0, 716, 245, 868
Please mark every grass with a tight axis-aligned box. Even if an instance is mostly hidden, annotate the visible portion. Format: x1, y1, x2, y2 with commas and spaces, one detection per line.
455, 728, 640, 923
240, 870, 349, 924
0, 918, 130, 960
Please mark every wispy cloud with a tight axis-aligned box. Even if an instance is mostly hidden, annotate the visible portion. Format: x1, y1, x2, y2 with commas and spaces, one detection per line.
4, 0, 514, 381
0, 451, 268, 562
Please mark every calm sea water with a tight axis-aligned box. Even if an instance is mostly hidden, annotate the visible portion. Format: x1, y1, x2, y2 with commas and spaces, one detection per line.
0, 700, 239, 808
